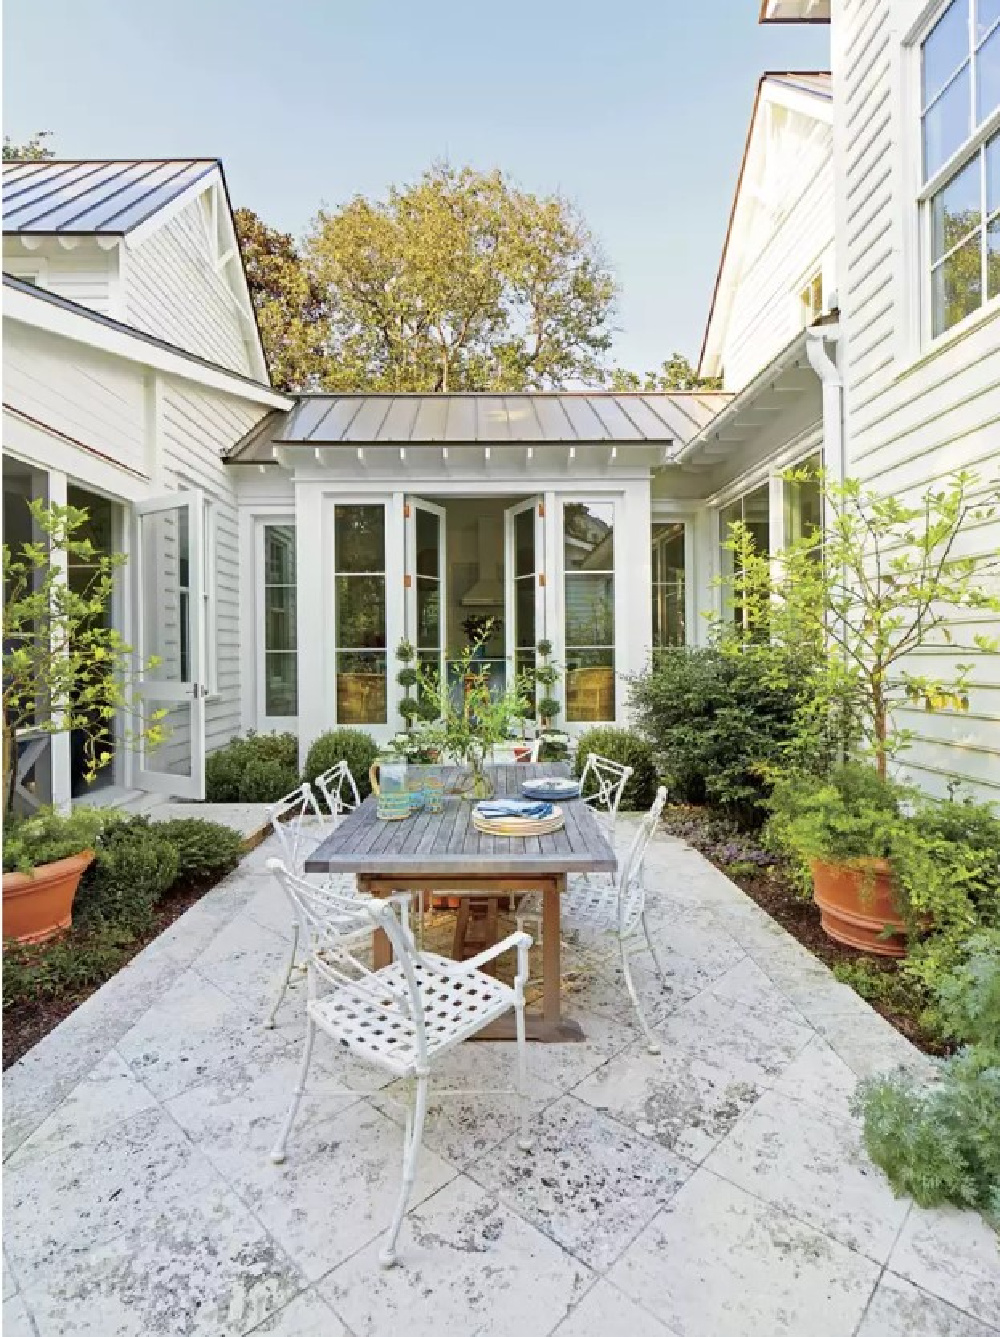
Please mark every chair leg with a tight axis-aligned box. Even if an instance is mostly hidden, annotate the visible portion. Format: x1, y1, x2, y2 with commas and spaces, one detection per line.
270, 1014, 315, 1163
642, 912, 669, 985
619, 933, 661, 1056
264, 922, 300, 1029
380, 1073, 429, 1268
515, 996, 533, 1152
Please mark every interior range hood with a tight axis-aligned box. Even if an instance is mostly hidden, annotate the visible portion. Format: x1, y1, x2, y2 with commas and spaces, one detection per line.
460, 516, 504, 607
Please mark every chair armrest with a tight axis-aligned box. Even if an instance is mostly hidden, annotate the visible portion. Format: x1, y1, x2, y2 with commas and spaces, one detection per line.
421, 930, 532, 978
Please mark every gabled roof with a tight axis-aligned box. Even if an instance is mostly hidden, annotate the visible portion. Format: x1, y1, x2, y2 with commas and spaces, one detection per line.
226, 391, 731, 462
698, 71, 833, 380
2, 159, 218, 234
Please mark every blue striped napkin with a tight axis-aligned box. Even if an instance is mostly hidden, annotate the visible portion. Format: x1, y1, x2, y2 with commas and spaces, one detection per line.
475, 799, 554, 820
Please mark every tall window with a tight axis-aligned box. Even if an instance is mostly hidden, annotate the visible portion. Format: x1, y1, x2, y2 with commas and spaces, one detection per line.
783, 454, 823, 545
718, 483, 770, 628
564, 501, 615, 722
263, 524, 297, 717
651, 522, 686, 649
920, 0, 1000, 336
335, 504, 387, 725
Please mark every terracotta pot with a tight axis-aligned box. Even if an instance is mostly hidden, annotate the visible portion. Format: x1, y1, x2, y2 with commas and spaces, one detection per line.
2, 849, 95, 945
811, 858, 907, 958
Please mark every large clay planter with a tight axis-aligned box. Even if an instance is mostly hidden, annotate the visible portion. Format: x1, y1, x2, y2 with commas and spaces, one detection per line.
811, 858, 907, 958
2, 850, 95, 945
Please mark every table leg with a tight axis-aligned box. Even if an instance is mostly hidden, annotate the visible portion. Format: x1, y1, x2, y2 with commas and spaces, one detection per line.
360, 877, 392, 969
542, 875, 563, 1026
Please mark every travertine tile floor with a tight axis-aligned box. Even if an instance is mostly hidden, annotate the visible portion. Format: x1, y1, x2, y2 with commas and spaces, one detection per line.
4, 821, 999, 1336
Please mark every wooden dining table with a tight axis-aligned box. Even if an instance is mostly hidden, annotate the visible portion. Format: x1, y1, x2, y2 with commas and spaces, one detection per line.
305, 762, 617, 1042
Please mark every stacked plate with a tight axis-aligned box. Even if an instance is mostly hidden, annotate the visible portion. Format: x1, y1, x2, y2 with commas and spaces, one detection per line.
521, 776, 581, 802
472, 798, 565, 837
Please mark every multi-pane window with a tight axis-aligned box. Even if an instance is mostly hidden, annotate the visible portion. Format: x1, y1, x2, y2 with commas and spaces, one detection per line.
718, 483, 770, 629
263, 524, 297, 717
921, 0, 1000, 336
798, 271, 824, 327
651, 522, 686, 649
783, 453, 823, 546
563, 501, 615, 722
335, 505, 387, 725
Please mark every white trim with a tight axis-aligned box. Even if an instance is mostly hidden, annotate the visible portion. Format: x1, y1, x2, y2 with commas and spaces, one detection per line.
255, 513, 298, 733
4, 283, 289, 409
124, 173, 218, 250
4, 255, 49, 287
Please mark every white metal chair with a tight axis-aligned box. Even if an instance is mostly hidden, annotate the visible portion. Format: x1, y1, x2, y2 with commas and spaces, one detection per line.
266, 857, 532, 1268
518, 786, 669, 1053
264, 783, 328, 1028
313, 760, 361, 819
579, 751, 633, 837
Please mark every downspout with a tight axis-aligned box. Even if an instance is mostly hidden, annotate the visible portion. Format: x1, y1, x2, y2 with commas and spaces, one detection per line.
805, 320, 845, 487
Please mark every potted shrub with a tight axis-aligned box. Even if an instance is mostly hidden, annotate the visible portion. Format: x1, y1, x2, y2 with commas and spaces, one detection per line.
3, 808, 105, 943
3, 500, 165, 940
726, 470, 1000, 953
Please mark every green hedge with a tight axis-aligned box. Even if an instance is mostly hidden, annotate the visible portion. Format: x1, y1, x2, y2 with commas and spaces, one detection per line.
205, 731, 299, 803
302, 728, 380, 800
573, 727, 658, 811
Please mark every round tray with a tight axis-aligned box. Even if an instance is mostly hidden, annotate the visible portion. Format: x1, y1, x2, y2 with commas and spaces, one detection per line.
472, 805, 565, 837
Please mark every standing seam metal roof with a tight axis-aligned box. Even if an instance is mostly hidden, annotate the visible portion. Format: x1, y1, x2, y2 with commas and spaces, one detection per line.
226, 392, 732, 461
2, 159, 219, 234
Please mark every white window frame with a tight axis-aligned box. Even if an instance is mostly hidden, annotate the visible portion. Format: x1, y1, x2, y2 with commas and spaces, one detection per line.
255, 514, 298, 731
558, 494, 621, 726
649, 509, 697, 650
331, 498, 390, 729
909, 0, 1000, 348
5, 257, 48, 288
202, 496, 218, 697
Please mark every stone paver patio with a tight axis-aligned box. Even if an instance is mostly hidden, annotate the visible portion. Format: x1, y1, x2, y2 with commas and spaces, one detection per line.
3, 822, 999, 1336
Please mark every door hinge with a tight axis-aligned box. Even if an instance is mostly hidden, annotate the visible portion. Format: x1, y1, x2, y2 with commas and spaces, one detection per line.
403, 502, 411, 518
404, 573, 412, 589
537, 501, 545, 518
538, 572, 546, 587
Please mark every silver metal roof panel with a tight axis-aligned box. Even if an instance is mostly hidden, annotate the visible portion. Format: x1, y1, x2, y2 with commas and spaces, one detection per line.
3, 159, 218, 234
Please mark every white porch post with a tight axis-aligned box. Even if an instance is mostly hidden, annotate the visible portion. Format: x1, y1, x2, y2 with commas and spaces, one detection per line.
47, 469, 72, 813
294, 479, 326, 771
621, 479, 652, 719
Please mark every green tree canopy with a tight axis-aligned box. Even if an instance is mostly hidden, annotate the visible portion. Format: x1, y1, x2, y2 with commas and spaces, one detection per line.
3, 131, 55, 161
233, 207, 331, 392
608, 353, 722, 392
303, 163, 617, 392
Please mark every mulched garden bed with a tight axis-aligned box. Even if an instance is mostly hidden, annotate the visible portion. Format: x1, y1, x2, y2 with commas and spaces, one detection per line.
661, 805, 951, 1057
3, 870, 229, 1071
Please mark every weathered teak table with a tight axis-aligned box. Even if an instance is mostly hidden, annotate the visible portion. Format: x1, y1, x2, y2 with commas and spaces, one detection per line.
305, 763, 616, 1042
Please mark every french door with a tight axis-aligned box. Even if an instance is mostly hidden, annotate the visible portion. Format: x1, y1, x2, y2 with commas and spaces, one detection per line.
504, 496, 544, 701
133, 491, 206, 799
405, 497, 447, 696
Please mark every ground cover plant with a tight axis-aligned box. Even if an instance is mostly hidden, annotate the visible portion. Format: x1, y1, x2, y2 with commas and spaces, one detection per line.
3, 810, 246, 1068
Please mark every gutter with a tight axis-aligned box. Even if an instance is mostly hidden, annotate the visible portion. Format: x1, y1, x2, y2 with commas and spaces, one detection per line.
805, 320, 845, 486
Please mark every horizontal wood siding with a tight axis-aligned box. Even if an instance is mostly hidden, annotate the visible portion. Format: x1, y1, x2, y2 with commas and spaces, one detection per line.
158, 380, 269, 755
3, 322, 147, 475
835, 0, 1000, 802
722, 120, 834, 391
126, 197, 253, 377
2, 240, 114, 314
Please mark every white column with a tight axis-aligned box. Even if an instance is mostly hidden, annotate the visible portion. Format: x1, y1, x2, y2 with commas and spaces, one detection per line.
46, 470, 73, 813
294, 479, 326, 770
691, 507, 718, 644
620, 480, 652, 721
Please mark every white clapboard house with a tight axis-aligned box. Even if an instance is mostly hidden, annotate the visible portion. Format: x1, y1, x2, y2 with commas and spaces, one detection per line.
3, 0, 998, 810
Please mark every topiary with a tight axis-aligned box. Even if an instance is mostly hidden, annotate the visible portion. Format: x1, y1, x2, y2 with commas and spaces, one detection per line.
302, 728, 380, 800
75, 816, 179, 934
153, 818, 243, 882
205, 732, 299, 803
238, 757, 296, 803
573, 727, 659, 811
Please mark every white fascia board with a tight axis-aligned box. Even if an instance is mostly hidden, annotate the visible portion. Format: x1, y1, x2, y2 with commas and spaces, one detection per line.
760, 78, 833, 126
122, 169, 219, 250
4, 284, 291, 410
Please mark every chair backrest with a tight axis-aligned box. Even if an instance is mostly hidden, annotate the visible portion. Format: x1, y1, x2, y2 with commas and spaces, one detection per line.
267, 782, 325, 874
616, 786, 668, 933
579, 752, 633, 824
314, 761, 361, 819
266, 857, 429, 1061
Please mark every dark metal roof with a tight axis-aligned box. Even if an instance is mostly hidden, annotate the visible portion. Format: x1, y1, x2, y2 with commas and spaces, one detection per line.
3, 272, 283, 398
2, 159, 218, 234
225, 391, 732, 462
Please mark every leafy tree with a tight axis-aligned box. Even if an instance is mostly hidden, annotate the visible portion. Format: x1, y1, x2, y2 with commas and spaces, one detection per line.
3, 501, 165, 810
233, 207, 331, 392
3, 131, 55, 161
608, 353, 723, 392
305, 163, 616, 392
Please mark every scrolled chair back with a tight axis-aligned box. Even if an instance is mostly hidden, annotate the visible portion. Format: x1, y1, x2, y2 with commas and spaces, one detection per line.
579, 752, 634, 825
267, 782, 325, 874
616, 785, 668, 934
314, 760, 361, 820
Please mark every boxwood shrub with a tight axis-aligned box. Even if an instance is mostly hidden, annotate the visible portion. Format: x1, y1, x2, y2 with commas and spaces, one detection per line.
302, 728, 380, 800
573, 727, 659, 811
205, 731, 299, 803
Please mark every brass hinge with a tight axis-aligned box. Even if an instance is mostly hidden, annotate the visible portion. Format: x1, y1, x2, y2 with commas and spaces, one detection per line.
537, 501, 545, 518
538, 572, 546, 587
403, 573, 412, 589
403, 502, 411, 518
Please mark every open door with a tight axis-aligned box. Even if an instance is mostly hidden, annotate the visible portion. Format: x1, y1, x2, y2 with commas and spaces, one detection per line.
405, 497, 447, 697
504, 496, 544, 700
133, 491, 206, 799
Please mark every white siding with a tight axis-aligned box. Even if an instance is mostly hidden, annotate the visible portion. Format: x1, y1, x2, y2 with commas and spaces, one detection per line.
158, 380, 268, 755
3, 321, 147, 477
833, 0, 1000, 802
126, 195, 254, 377
721, 120, 835, 391
3, 240, 115, 314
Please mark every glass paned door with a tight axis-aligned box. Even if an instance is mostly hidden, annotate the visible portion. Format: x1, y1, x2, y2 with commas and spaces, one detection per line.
405, 497, 447, 699
133, 491, 206, 799
504, 497, 544, 710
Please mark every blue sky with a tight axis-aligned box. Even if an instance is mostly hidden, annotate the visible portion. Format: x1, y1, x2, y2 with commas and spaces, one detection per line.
4, 0, 828, 373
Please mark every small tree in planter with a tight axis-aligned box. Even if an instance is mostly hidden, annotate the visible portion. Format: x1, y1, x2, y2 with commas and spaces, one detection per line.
3, 499, 166, 940
726, 469, 1000, 953
534, 639, 568, 761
